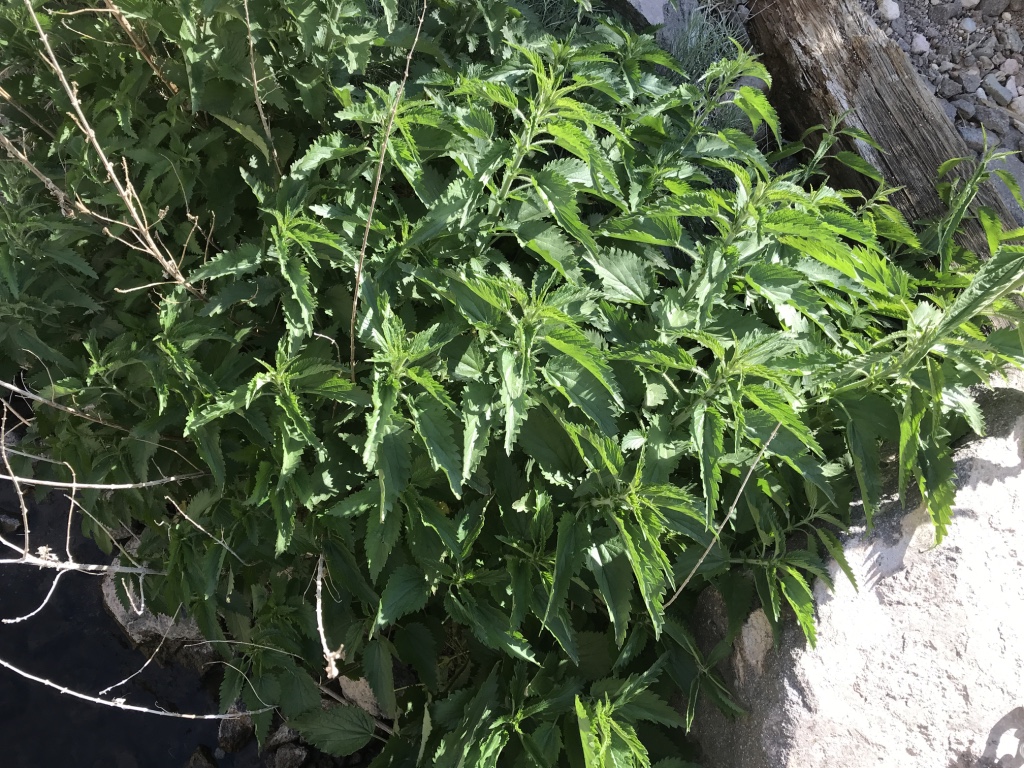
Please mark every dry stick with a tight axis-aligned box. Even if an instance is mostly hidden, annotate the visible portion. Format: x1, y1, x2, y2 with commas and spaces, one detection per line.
1, 408, 31, 556
241, 0, 281, 179
21, 0, 202, 299
316, 555, 345, 680
166, 495, 251, 566
0, 85, 55, 138
349, 0, 430, 381
0, 132, 82, 216
101, 1, 178, 98
0, 472, 205, 490
0, 379, 204, 471
0, 654, 271, 719
663, 422, 782, 610
2, 570, 69, 625
98, 605, 182, 696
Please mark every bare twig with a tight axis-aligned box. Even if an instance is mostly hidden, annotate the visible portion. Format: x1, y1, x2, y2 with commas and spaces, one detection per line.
2, 570, 69, 625
316, 555, 345, 680
664, 422, 782, 609
166, 496, 251, 566
0, 132, 81, 217
0, 85, 54, 138
98, 605, 181, 696
2, 407, 31, 556
0, 653, 270, 719
21, 0, 203, 298
241, 0, 281, 179
349, 0, 429, 380
101, 1, 178, 98
0, 472, 204, 490
0, 553, 163, 575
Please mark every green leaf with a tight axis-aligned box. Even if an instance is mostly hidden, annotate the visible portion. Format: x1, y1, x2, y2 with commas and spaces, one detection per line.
544, 514, 582, 628
375, 564, 430, 631
410, 396, 463, 497
779, 567, 817, 647
190, 243, 262, 281
846, 419, 882, 527
364, 637, 397, 718
543, 357, 619, 436
586, 535, 634, 647
291, 706, 375, 757
529, 169, 599, 256
591, 248, 654, 304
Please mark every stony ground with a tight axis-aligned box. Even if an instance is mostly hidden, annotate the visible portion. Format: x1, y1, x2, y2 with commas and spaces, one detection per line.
861, 0, 1024, 154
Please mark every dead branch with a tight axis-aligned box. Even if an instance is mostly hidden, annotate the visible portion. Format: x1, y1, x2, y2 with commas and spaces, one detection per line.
664, 422, 782, 609
0, 472, 205, 490
316, 554, 345, 680
241, 0, 281, 179
101, 1, 178, 98
0, 653, 271, 720
349, 0, 429, 380
20, 0, 203, 299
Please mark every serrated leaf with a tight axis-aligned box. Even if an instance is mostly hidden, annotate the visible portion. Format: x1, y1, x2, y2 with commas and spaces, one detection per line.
411, 396, 463, 497
291, 706, 375, 757
364, 637, 397, 718
591, 248, 654, 304
375, 564, 430, 631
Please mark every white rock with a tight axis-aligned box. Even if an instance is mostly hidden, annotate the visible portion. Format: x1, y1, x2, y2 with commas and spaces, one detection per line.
961, 16, 978, 31
1011, 95, 1024, 115
1008, 75, 1017, 92
1002, 57, 1021, 74
1003, 11, 1013, 19
693, 388, 1024, 768
978, 86, 990, 99
911, 33, 931, 54
878, 0, 901, 20
962, 0, 981, 6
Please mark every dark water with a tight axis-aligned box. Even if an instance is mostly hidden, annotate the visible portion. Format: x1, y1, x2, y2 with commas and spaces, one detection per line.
0, 481, 264, 768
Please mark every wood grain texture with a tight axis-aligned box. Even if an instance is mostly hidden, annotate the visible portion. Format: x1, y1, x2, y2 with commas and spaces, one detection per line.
745, 0, 1021, 250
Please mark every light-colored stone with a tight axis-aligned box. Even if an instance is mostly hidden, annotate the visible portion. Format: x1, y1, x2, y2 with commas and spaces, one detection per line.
694, 388, 1024, 768
878, 0, 901, 20
1002, 57, 1021, 74
910, 33, 931, 54
984, 72, 1016, 104
960, 16, 978, 31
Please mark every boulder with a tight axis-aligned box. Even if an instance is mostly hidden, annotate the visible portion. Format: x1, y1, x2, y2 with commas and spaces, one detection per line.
693, 386, 1024, 768
101, 569, 214, 670
218, 701, 255, 753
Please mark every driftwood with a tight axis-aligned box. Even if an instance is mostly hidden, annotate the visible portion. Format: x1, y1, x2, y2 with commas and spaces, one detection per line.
745, 0, 1022, 251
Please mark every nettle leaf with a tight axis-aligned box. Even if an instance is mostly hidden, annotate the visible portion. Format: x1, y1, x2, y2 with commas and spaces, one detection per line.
291, 706, 375, 757
375, 563, 431, 631
591, 248, 655, 304
543, 356, 619, 436
364, 637, 397, 718
410, 395, 463, 497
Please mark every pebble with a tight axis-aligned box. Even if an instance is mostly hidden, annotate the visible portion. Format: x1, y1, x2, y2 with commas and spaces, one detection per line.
960, 70, 984, 92
961, 17, 978, 32
984, 71, 1016, 103
878, 0, 901, 20
1011, 95, 1024, 115
911, 33, 932, 54
1002, 58, 1021, 73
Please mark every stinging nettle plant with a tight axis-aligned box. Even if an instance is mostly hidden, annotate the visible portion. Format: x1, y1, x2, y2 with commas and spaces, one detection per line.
2, 0, 1024, 765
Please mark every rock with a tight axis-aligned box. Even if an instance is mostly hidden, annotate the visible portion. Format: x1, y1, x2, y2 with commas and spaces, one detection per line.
218, 702, 255, 753
878, 0, 901, 20
952, 97, 977, 117
929, 0, 963, 22
184, 746, 217, 768
937, 76, 964, 97
270, 744, 309, 768
0, 514, 19, 534
963, 0, 981, 6
984, 72, 1016, 104
1002, 57, 1021, 74
960, 16, 978, 31
1012, 0, 1024, 10
1008, 26, 1024, 52
1011, 95, 1024, 115
960, 121, 999, 150
977, 102, 1013, 131
940, 99, 958, 122
959, 69, 983, 92
1008, 75, 1018, 92
692, 388, 1024, 768
264, 725, 300, 751
911, 33, 931, 54
891, 16, 908, 35
101, 569, 212, 671
977, 34, 998, 58
978, 0, 1010, 14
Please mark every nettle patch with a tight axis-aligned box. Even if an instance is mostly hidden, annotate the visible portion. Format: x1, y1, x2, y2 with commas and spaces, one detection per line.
2, 1, 1024, 766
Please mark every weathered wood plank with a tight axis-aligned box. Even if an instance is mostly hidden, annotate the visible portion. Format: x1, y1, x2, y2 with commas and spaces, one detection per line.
745, 0, 1021, 250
